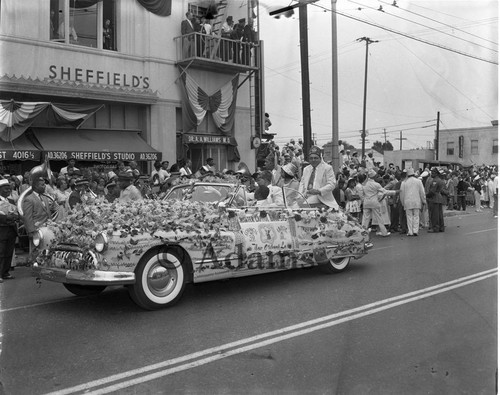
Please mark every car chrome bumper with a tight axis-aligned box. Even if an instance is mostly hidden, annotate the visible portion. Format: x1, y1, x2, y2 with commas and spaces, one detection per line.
32, 263, 135, 286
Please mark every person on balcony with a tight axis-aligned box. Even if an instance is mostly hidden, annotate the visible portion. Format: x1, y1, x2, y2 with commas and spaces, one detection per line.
221, 16, 234, 61
242, 18, 257, 66
231, 18, 245, 64
181, 11, 195, 58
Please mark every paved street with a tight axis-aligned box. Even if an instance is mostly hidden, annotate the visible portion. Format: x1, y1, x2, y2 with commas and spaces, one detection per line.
0, 209, 497, 394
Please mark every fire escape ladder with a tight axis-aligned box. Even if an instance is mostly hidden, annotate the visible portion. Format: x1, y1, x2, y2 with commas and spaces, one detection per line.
249, 71, 256, 137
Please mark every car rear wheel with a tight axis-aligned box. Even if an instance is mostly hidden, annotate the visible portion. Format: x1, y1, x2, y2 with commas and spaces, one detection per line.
128, 248, 186, 310
319, 257, 351, 273
63, 284, 107, 296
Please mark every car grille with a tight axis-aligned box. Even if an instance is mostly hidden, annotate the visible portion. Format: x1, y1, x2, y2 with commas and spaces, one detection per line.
50, 249, 98, 271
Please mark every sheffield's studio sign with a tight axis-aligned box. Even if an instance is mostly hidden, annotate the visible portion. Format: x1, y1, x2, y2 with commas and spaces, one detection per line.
185, 134, 232, 145
46, 151, 160, 161
48, 65, 150, 89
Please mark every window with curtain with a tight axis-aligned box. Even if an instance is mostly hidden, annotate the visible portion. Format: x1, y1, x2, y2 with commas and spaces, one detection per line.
471, 139, 479, 155
50, 0, 116, 50
446, 142, 454, 156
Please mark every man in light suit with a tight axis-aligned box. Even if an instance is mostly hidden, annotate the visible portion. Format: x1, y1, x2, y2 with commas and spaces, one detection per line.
181, 11, 195, 58
22, 176, 59, 260
299, 146, 339, 210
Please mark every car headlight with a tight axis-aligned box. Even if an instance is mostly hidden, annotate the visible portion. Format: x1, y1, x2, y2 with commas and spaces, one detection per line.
32, 229, 43, 247
94, 232, 108, 253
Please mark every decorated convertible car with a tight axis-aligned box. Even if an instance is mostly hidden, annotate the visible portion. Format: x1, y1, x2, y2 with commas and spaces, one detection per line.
32, 180, 372, 310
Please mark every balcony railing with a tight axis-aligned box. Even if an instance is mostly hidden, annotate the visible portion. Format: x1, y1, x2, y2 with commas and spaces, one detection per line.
174, 32, 260, 73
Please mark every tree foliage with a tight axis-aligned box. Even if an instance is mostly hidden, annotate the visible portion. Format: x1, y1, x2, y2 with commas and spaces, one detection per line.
372, 140, 394, 153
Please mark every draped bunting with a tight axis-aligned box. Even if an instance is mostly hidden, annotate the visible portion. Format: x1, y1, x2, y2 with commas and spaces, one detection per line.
135, 0, 172, 16
0, 100, 104, 142
180, 71, 239, 135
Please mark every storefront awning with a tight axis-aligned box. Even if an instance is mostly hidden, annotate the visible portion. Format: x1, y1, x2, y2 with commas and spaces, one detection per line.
32, 129, 161, 162
0, 133, 41, 161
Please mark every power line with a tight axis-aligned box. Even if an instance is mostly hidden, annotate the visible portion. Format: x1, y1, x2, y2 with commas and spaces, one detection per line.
346, 0, 498, 53
378, 0, 499, 46
311, 3, 498, 65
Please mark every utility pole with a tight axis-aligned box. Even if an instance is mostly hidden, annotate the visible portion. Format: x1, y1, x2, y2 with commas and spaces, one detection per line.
357, 37, 378, 158
435, 111, 440, 160
396, 130, 407, 150
299, 2, 312, 157
270, 1, 318, 158
331, 0, 340, 172
383, 128, 387, 143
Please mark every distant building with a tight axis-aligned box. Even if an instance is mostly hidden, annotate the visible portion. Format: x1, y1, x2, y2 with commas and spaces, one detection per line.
438, 125, 498, 167
384, 149, 435, 170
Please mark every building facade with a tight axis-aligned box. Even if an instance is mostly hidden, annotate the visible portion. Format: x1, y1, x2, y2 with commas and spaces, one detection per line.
438, 125, 498, 168
0, 0, 263, 174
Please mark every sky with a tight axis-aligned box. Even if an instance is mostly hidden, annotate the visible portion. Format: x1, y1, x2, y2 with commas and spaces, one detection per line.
258, 0, 498, 151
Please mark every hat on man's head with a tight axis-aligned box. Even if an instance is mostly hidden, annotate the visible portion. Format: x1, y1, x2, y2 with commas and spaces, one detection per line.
108, 171, 117, 180
238, 18, 245, 23
406, 168, 415, 176
282, 163, 298, 177
0, 179, 10, 187
367, 169, 377, 178
309, 146, 322, 157
117, 172, 134, 181
74, 178, 89, 187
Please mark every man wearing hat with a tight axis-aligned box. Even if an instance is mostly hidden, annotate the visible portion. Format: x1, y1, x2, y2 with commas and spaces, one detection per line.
399, 168, 426, 236
68, 178, 90, 209
359, 168, 396, 237
299, 146, 338, 210
0, 179, 19, 281
117, 172, 142, 202
231, 18, 245, 63
425, 167, 447, 232
22, 176, 60, 261
105, 180, 120, 203
471, 174, 483, 212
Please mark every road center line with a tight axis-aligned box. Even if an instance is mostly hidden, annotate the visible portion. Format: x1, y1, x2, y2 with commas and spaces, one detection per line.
44, 268, 497, 395
464, 228, 497, 235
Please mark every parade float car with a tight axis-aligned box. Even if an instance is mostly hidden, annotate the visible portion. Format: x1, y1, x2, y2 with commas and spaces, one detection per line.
31, 180, 372, 310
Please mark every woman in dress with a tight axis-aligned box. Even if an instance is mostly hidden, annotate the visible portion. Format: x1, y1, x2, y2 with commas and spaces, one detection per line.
344, 178, 361, 221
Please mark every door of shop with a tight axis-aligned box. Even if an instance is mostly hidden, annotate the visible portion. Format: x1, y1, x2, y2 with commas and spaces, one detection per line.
188, 144, 228, 174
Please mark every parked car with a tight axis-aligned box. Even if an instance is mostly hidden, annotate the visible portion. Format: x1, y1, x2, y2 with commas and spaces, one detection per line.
32, 181, 372, 310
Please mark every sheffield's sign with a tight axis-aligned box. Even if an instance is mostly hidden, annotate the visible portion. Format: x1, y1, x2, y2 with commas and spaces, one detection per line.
46, 151, 160, 162
185, 134, 232, 145
48, 65, 150, 89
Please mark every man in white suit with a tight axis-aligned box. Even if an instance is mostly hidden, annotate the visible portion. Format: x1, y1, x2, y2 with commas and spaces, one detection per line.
399, 167, 426, 236
299, 146, 338, 210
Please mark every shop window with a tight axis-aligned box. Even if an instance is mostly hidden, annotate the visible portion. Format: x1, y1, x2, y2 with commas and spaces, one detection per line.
50, 0, 116, 51
470, 139, 479, 155
493, 139, 498, 154
446, 142, 454, 156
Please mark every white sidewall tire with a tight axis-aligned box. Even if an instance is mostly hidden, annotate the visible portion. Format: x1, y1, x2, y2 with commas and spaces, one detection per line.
130, 249, 187, 309
320, 257, 351, 273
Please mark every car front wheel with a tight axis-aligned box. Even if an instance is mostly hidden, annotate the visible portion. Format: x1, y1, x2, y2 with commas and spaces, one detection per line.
128, 248, 187, 310
319, 257, 351, 273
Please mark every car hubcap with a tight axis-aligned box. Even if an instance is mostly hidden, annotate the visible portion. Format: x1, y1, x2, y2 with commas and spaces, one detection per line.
147, 257, 178, 297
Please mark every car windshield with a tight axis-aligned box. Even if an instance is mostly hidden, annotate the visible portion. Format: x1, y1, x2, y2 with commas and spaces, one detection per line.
164, 184, 233, 203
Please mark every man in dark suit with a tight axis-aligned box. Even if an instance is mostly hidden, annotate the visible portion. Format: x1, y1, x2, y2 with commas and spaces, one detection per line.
22, 177, 59, 261
0, 179, 19, 281
181, 11, 195, 58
